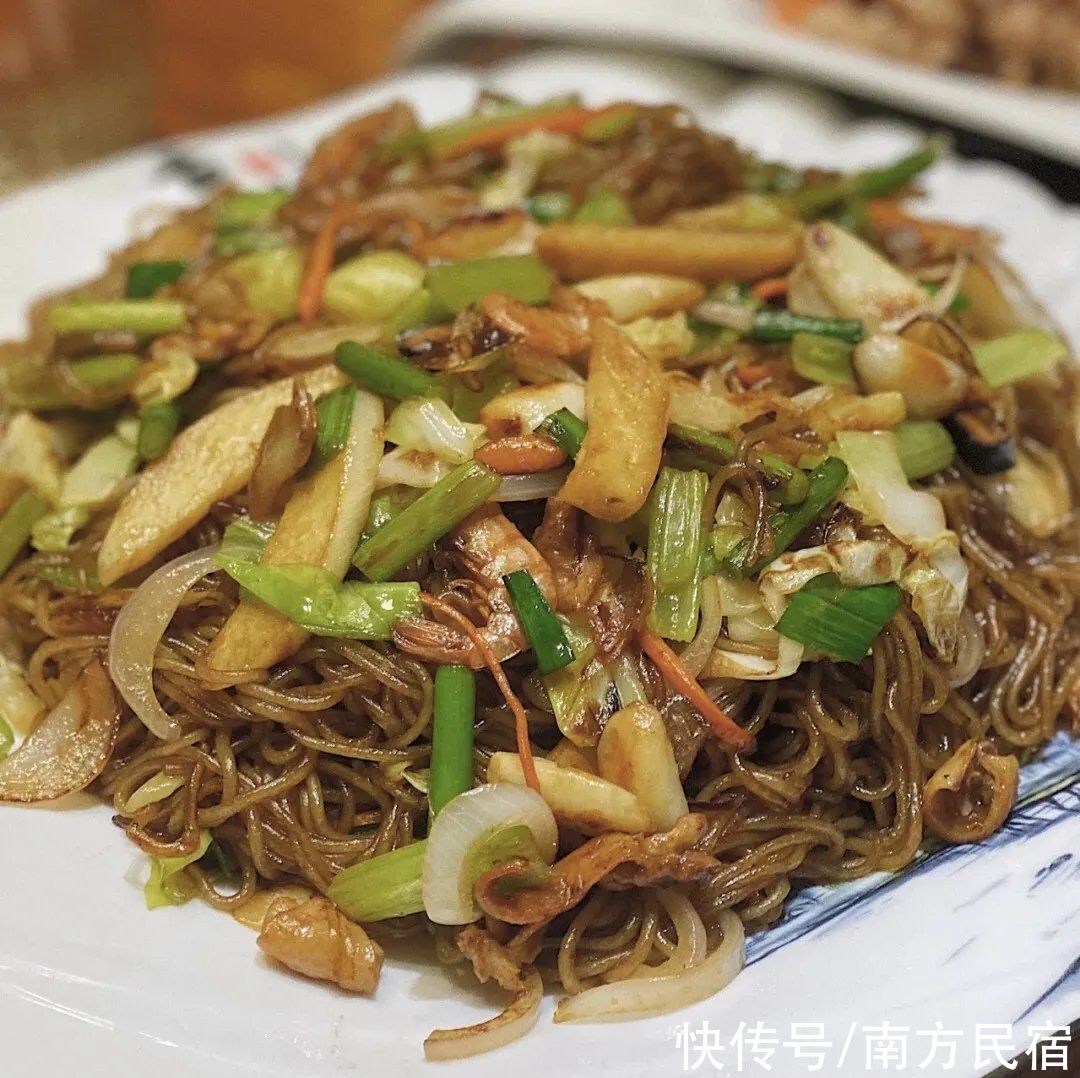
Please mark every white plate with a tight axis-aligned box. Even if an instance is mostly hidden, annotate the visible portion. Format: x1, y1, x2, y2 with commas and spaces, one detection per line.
403, 0, 1080, 166
1, 51, 1078, 1078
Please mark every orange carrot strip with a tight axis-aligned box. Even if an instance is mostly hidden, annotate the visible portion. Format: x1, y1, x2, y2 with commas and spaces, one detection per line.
434, 106, 612, 160
735, 362, 773, 388
750, 275, 790, 303
865, 199, 980, 246
474, 434, 567, 475
421, 592, 540, 791
639, 628, 754, 753
771, 0, 824, 26
298, 203, 353, 324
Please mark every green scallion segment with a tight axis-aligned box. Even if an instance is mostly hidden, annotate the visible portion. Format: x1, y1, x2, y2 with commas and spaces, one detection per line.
573, 187, 632, 226
50, 299, 187, 337
894, 419, 956, 480
216, 189, 289, 232
971, 330, 1067, 389
646, 467, 708, 642
125, 260, 189, 299
335, 340, 443, 401
309, 383, 356, 472
68, 353, 141, 389
791, 332, 856, 387
751, 309, 864, 344
723, 457, 849, 578
0, 715, 12, 760
538, 408, 587, 459
666, 423, 809, 506
137, 401, 182, 462
526, 191, 574, 224
429, 665, 477, 816
463, 823, 549, 892
776, 572, 902, 662
352, 460, 500, 582
0, 490, 49, 577
503, 569, 574, 674
426, 256, 554, 313
327, 840, 427, 921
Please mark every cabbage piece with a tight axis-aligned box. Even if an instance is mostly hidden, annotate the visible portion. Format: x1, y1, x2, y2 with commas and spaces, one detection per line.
384, 397, 484, 465
145, 830, 212, 910
621, 311, 695, 364
0, 413, 62, 503
0, 654, 45, 745
701, 576, 803, 681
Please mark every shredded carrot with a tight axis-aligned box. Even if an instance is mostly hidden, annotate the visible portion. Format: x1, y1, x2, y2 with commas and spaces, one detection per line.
639, 628, 754, 753
770, 0, 824, 25
433, 105, 615, 160
421, 593, 540, 791
735, 362, 773, 388
750, 275, 790, 303
298, 202, 353, 324
474, 434, 567, 475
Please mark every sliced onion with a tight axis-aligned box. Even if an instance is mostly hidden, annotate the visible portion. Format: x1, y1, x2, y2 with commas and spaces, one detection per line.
678, 576, 723, 677
0, 658, 120, 803
947, 608, 986, 688
423, 967, 543, 1061
628, 890, 707, 979
119, 770, 186, 813
554, 910, 745, 1023
108, 546, 218, 741
422, 784, 558, 926
494, 468, 569, 502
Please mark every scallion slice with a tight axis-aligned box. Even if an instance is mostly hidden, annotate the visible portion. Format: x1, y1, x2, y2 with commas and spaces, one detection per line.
752, 309, 864, 344
0, 490, 49, 577
137, 401, 182, 462
776, 572, 902, 662
68, 353, 141, 390
335, 340, 443, 401
50, 299, 187, 337
894, 419, 955, 480
327, 840, 427, 922
573, 187, 632, 226
426, 255, 554, 313
538, 408, 587, 459
791, 332, 856, 387
503, 569, 574, 674
309, 383, 356, 471
352, 460, 500, 581
126, 260, 189, 299
972, 330, 1066, 389
215, 189, 289, 232
429, 665, 477, 816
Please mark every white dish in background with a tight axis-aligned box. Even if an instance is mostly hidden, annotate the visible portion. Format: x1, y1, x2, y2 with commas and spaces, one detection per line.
1, 50, 1079, 1078
403, 0, 1080, 166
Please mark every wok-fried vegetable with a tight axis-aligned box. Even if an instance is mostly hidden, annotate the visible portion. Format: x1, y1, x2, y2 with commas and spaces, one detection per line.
145, 831, 213, 909
646, 466, 707, 642
323, 250, 425, 324
328, 841, 426, 921
224, 247, 304, 320
136, 401, 181, 462
125, 259, 188, 299
429, 665, 477, 815
791, 331, 856, 386
853, 334, 968, 420
68, 353, 141, 390
0, 490, 48, 576
426, 256, 554, 313
751, 309, 864, 343
574, 187, 632, 225
560, 320, 668, 522
971, 329, 1067, 388
538, 408, 587, 459
336, 339, 443, 400
503, 569, 574, 674
50, 299, 187, 337
894, 419, 956, 480
574, 273, 705, 322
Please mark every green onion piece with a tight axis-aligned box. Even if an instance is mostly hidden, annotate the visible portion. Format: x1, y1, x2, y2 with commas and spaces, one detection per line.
776, 572, 902, 662
309, 383, 356, 472
137, 400, 182, 462
503, 569, 574, 674
0, 715, 12, 760
923, 281, 972, 314
214, 559, 421, 639
327, 840, 427, 921
448, 362, 519, 423
429, 665, 477, 816
426, 256, 554, 313
752, 309, 864, 344
791, 332, 856, 387
34, 564, 101, 592
218, 518, 274, 564
724, 457, 849, 578
214, 230, 286, 258
573, 187, 632, 226
384, 287, 441, 341
0, 490, 49, 576
68, 353, 141, 390
894, 419, 956, 480
538, 408, 587, 459
464, 823, 549, 895
526, 191, 574, 224
711, 524, 745, 561
216, 189, 289, 232
971, 330, 1067, 389
581, 105, 637, 142
359, 493, 402, 545
125, 260, 189, 299
50, 300, 187, 337
200, 838, 239, 884
646, 467, 707, 642
352, 460, 500, 581
145, 830, 212, 910
31, 505, 89, 553
666, 423, 809, 506
335, 340, 443, 401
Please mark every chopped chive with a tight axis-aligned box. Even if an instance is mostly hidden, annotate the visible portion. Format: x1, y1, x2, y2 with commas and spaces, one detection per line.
352, 460, 500, 582
68, 353, 141, 390
335, 340, 443, 401
327, 840, 427, 921
503, 569, 574, 674
50, 299, 187, 337
751, 309, 864, 344
136, 401, 182, 462
0, 490, 50, 576
309, 384, 356, 472
126, 260, 189, 299
723, 457, 848, 578
776, 572, 902, 662
538, 408, 587, 459
429, 665, 477, 815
